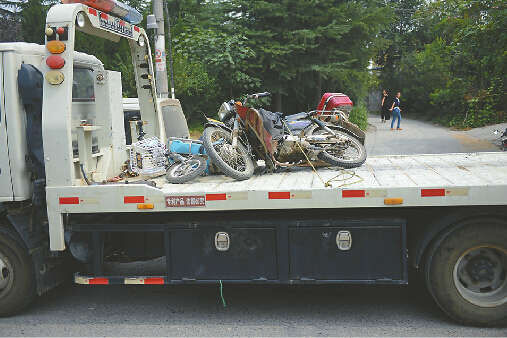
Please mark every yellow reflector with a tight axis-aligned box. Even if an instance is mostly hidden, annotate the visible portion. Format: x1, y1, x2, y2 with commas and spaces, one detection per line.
137, 203, 154, 209
384, 198, 403, 205
45, 70, 65, 85
46, 40, 66, 54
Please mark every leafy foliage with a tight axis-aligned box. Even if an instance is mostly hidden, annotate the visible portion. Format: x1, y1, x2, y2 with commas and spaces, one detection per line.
349, 100, 368, 131
377, 0, 507, 128
4, 0, 502, 129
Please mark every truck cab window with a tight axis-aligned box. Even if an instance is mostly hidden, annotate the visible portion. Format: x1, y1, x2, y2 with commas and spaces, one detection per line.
72, 68, 94, 101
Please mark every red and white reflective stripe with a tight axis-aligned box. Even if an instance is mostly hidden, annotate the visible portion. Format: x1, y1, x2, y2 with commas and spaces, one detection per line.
100, 12, 108, 20
341, 189, 387, 198
268, 191, 312, 200
125, 277, 164, 285
59, 197, 79, 205
75, 275, 166, 285
206, 192, 248, 201
421, 188, 469, 197
61, 187, 473, 211
134, 26, 140, 32
88, 7, 97, 16
124, 196, 145, 204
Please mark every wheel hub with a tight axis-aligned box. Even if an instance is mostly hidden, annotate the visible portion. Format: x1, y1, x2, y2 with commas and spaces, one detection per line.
466, 256, 496, 282
221, 144, 237, 158
0, 254, 12, 291
453, 246, 507, 307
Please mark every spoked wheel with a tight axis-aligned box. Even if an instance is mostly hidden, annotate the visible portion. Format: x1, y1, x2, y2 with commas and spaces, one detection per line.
166, 155, 207, 184
312, 128, 366, 168
202, 127, 254, 181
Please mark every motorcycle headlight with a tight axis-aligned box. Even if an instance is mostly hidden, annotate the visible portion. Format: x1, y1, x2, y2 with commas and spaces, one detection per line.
218, 102, 232, 121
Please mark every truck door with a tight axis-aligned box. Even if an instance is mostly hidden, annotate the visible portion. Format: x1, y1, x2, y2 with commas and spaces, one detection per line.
0, 52, 13, 201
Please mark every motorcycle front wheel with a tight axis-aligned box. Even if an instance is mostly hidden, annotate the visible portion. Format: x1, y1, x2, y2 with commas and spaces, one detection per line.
202, 126, 254, 181
166, 155, 207, 184
315, 129, 367, 168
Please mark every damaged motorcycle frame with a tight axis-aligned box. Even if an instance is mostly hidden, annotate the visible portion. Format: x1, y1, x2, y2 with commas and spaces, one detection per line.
202, 92, 367, 181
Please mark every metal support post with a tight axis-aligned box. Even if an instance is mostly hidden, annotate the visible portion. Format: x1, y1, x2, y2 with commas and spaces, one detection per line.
153, 0, 169, 98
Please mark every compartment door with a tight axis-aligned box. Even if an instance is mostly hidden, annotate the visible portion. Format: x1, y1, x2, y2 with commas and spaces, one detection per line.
289, 222, 406, 283
0, 53, 13, 201
172, 227, 278, 280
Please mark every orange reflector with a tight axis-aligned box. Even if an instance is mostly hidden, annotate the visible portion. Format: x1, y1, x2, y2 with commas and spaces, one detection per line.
137, 203, 154, 209
46, 55, 65, 69
384, 198, 403, 205
47, 40, 66, 54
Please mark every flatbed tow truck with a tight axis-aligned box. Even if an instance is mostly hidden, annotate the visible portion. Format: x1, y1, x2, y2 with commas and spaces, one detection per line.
0, 1, 506, 326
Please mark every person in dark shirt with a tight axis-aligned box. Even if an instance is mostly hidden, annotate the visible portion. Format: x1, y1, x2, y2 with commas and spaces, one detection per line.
380, 89, 389, 123
389, 91, 402, 130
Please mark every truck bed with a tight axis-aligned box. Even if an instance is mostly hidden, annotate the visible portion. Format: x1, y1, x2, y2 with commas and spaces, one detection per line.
51, 152, 507, 214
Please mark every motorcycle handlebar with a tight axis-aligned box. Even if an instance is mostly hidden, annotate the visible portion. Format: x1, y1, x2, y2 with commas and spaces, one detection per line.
248, 92, 271, 99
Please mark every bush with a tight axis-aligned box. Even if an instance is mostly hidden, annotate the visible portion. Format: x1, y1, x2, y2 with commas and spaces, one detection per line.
349, 101, 369, 131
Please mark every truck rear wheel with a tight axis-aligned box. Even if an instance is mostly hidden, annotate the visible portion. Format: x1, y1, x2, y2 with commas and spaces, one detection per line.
425, 220, 507, 326
0, 227, 36, 317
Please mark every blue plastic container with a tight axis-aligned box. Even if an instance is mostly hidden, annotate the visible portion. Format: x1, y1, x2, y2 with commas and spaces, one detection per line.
168, 140, 210, 174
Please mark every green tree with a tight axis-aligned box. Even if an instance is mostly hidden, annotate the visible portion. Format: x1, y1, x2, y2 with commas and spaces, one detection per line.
0, 0, 22, 42
229, 0, 390, 112
377, 0, 507, 127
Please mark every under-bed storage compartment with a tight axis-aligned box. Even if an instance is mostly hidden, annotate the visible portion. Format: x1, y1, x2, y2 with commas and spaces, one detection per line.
171, 227, 278, 280
289, 220, 406, 283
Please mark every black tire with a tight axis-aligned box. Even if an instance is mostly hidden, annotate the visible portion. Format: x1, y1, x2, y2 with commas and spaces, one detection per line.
316, 130, 366, 168
424, 220, 507, 326
0, 227, 36, 317
166, 156, 207, 184
202, 126, 254, 181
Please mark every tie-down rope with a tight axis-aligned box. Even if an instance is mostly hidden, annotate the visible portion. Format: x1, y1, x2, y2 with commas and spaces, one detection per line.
280, 119, 363, 188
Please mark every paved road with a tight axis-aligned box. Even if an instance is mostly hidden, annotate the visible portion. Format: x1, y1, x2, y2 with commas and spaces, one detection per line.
1, 283, 506, 336
1, 117, 506, 337
366, 115, 505, 156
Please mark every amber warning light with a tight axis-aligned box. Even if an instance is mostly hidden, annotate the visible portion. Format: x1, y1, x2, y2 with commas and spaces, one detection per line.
61, 0, 142, 24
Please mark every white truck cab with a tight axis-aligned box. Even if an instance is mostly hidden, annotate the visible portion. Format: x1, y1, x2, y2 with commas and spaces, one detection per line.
0, 42, 103, 202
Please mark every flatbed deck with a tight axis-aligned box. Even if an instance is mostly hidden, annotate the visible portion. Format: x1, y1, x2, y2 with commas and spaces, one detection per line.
49, 152, 507, 215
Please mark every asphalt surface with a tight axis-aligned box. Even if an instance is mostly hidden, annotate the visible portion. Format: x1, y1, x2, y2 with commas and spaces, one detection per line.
1, 283, 505, 336
1, 116, 506, 336
366, 115, 506, 156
